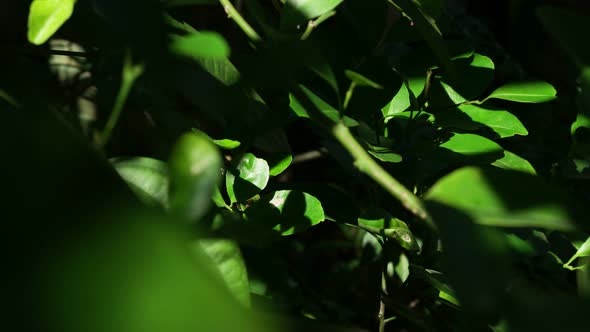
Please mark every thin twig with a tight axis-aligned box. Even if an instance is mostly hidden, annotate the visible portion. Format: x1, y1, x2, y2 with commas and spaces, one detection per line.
100, 50, 144, 147
378, 271, 387, 332
219, 0, 261, 43
343, 82, 356, 111
301, 11, 336, 40
332, 122, 431, 222
292, 147, 328, 164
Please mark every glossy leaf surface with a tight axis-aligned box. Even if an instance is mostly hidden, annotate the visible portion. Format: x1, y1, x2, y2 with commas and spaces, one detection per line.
226, 153, 270, 203
485, 81, 557, 103
28, 0, 77, 45
245, 190, 325, 236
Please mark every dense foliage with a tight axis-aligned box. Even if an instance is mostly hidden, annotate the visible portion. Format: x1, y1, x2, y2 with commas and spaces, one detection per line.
4, 0, 590, 331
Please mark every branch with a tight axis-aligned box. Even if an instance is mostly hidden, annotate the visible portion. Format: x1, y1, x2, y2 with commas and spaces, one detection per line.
219, 0, 262, 43
331, 122, 430, 222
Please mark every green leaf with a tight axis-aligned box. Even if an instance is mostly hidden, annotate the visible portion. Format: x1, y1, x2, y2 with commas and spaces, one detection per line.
383, 227, 420, 251
164, 0, 218, 6
394, 253, 410, 283
411, 265, 460, 306
459, 104, 528, 138
226, 153, 270, 203
357, 209, 418, 251
42, 210, 268, 332
213, 138, 241, 150
358, 208, 404, 229
367, 148, 403, 163
27, 0, 77, 45
492, 151, 536, 175
170, 32, 230, 59
268, 154, 293, 176
484, 81, 557, 103
345, 70, 383, 89
195, 239, 250, 307
440, 54, 495, 104
281, 0, 344, 28
111, 157, 169, 206
565, 236, 590, 268
425, 167, 580, 231
245, 190, 325, 236
382, 77, 425, 119
426, 202, 510, 318
168, 131, 223, 222
394, 0, 456, 78
289, 85, 359, 126
440, 133, 503, 156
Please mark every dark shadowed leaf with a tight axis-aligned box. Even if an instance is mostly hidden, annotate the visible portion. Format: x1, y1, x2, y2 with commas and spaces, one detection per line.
345, 70, 384, 89
426, 201, 510, 320
440, 54, 495, 104
393, 0, 455, 78
290, 85, 358, 126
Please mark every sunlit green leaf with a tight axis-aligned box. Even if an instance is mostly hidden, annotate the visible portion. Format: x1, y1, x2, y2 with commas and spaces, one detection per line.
245, 190, 325, 236
27, 0, 77, 45
164, 0, 218, 6
394, 253, 410, 283
368, 148, 403, 163
484, 81, 557, 103
426, 167, 580, 231
268, 154, 293, 176
492, 151, 536, 174
111, 157, 169, 206
459, 104, 528, 138
226, 153, 270, 203
168, 131, 223, 222
440, 133, 503, 156
382, 77, 425, 119
170, 32, 230, 59
213, 138, 241, 150
564, 236, 590, 268
358, 208, 404, 229
195, 239, 251, 307
281, 0, 344, 28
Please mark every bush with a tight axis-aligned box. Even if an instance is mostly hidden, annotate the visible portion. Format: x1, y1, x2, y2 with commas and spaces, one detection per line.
4, 0, 590, 331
